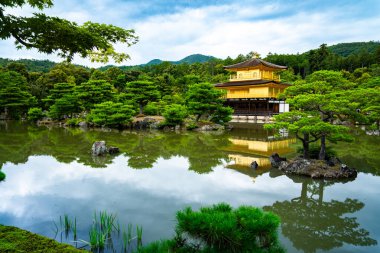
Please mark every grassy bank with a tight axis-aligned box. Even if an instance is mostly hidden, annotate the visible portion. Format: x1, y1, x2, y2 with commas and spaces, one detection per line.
0, 224, 87, 252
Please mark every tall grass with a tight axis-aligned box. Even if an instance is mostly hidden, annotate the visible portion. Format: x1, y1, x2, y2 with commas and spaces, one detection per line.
54, 211, 144, 252
136, 225, 143, 248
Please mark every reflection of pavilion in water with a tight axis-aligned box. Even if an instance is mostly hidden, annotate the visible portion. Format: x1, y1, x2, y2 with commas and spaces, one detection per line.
223, 135, 296, 179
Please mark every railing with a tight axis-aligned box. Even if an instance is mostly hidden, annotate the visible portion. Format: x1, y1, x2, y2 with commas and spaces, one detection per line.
232, 110, 278, 116
229, 74, 280, 82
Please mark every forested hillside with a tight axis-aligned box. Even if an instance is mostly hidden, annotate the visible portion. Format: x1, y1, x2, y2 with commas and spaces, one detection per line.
0, 58, 56, 73
328, 41, 380, 57
0, 41, 379, 129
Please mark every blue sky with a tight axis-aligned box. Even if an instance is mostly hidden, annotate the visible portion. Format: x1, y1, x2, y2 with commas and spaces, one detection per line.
1, 0, 379, 67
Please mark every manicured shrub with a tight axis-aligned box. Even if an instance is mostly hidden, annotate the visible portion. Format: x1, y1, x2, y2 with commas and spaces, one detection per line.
27, 107, 44, 122
139, 203, 285, 253
0, 171, 6, 181
87, 101, 135, 127
143, 102, 160, 115
162, 104, 188, 126
176, 203, 283, 252
65, 118, 80, 126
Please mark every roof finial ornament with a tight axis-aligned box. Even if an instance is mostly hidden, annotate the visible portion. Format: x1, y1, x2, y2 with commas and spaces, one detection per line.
249, 51, 261, 59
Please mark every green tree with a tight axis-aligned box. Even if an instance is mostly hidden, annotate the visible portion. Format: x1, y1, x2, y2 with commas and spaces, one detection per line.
162, 104, 188, 126
186, 82, 231, 123
0, 0, 138, 63
89, 69, 108, 81
42, 82, 75, 107
124, 80, 160, 114
48, 94, 80, 120
27, 107, 44, 122
75, 80, 114, 111
282, 71, 357, 159
0, 71, 36, 118
87, 101, 135, 127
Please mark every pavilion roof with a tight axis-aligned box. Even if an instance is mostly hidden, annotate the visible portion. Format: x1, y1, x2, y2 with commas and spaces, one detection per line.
215, 79, 289, 87
224, 58, 287, 70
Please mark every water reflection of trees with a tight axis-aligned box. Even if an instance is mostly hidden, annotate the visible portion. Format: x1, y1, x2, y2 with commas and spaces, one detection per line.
331, 129, 380, 176
264, 175, 377, 253
0, 122, 231, 172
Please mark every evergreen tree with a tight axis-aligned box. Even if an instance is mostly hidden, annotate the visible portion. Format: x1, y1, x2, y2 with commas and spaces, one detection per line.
124, 80, 160, 114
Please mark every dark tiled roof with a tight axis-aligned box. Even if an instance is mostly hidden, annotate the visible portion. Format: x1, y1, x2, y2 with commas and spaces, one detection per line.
224, 59, 287, 70
215, 79, 288, 87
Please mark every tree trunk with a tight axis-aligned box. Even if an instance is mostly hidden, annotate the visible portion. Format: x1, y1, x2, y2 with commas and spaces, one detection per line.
301, 182, 308, 201
302, 133, 310, 159
318, 181, 325, 206
319, 135, 326, 160
139, 104, 143, 114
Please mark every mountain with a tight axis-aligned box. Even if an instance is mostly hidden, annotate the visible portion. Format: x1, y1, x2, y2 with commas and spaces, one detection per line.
176, 54, 216, 64
0, 58, 56, 72
328, 41, 380, 57
145, 59, 163, 65
145, 54, 216, 66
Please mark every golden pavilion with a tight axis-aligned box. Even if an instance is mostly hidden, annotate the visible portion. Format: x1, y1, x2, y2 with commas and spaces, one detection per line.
215, 57, 290, 116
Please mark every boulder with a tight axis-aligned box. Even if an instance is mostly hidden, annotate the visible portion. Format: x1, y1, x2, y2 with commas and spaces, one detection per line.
78, 121, 87, 128
92, 141, 108, 156
327, 157, 341, 166
108, 146, 120, 154
250, 161, 259, 169
269, 153, 287, 168
196, 124, 224, 131
275, 157, 357, 179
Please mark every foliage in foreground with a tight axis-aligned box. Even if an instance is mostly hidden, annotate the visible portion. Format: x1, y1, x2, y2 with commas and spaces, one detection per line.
138, 203, 285, 253
0, 224, 84, 253
0, 0, 138, 63
0, 171, 5, 181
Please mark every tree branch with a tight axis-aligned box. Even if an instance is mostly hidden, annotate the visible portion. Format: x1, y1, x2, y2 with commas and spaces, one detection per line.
0, 8, 34, 48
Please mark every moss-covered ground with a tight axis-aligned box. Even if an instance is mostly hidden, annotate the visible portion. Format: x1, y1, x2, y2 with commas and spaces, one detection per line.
0, 224, 88, 253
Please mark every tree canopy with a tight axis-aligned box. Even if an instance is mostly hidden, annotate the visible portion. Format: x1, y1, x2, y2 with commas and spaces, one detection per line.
0, 0, 138, 63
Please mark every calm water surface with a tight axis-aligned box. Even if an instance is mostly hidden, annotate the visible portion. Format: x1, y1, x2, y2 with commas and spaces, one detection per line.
0, 121, 379, 253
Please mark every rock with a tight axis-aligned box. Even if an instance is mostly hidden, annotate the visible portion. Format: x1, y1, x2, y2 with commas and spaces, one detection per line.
250, 161, 259, 169
276, 157, 357, 179
269, 153, 287, 168
78, 121, 87, 128
108, 146, 119, 154
196, 124, 224, 131
175, 125, 181, 131
92, 141, 107, 156
327, 157, 341, 166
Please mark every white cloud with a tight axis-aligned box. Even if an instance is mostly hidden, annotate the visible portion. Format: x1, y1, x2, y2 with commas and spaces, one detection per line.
0, 1, 378, 67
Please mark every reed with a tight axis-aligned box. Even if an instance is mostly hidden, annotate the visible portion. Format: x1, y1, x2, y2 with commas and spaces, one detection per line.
127, 223, 132, 245
73, 217, 77, 241
122, 226, 128, 252
136, 225, 143, 247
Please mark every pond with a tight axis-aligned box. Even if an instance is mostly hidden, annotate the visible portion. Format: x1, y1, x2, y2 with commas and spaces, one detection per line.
0, 121, 379, 253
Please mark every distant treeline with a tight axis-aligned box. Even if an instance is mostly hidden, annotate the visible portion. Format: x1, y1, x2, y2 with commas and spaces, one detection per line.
0, 41, 379, 125
1, 41, 379, 75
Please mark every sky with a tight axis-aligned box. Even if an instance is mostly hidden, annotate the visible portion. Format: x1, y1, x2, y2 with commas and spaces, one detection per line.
1, 0, 379, 67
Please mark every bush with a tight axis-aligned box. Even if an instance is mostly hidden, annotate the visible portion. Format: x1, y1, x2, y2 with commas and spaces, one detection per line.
0, 171, 5, 181
176, 203, 284, 253
144, 102, 160, 115
210, 106, 233, 125
297, 144, 337, 160
144, 101, 167, 116
27, 107, 44, 122
87, 101, 135, 127
163, 104, 188, 126
139, 203, 285, 253
65, 118, 80, 126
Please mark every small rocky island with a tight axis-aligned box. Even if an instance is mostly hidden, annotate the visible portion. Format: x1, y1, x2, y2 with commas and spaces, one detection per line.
269, 153, 358, 179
